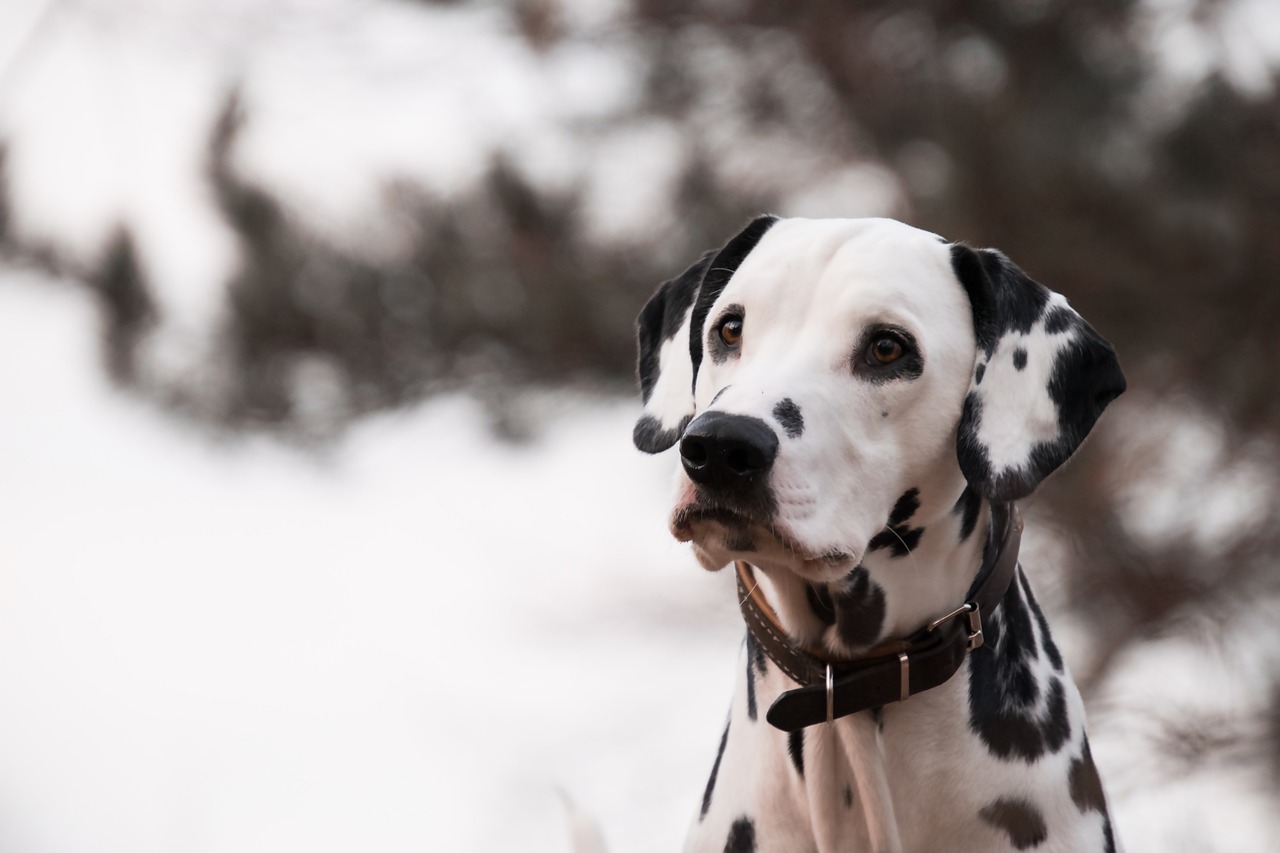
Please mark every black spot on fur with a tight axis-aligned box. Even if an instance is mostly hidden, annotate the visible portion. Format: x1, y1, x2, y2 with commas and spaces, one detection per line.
975, 363, 986, 385
690, 216, 778, 385
772, 398, 804, 438
787, 728, 805, 778
951, 244, 1125, 501
1013, 347, 1028, 370
1043, 305, 1074, 335
710, 385, 732, 407
952, 486, 984, 541
844, 786, 853, 808
832, 567, 887, 649
745, 639, 758, 721
805, 582, 836, 626
869, 705, 884, 730
1019, 571, 1063, 672
979, 797, 1048, 850
749, 631, 767, 674
723, 817, 756, 853
633, 413, 693, 455
724, 533, 756, 552
969, 560, 1071, 762
636, 251, 714, 405
701, 719, 730, 819
950, 244, 1051, 358
1069, 738, 1108, 816
867, 488, 924, 556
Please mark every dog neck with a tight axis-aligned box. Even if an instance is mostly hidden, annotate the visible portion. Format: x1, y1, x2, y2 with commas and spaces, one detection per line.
747, 484, 995, 659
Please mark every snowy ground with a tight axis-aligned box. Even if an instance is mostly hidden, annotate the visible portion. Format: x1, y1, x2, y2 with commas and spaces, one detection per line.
0, 267, 746, 853
5, 266, 1279, 853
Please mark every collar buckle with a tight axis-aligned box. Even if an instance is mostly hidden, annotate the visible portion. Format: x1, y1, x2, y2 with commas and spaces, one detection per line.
926, 601, 984, 652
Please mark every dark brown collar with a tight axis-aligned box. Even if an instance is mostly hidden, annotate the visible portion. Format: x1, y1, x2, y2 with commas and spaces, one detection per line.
736, 504, 1023, 732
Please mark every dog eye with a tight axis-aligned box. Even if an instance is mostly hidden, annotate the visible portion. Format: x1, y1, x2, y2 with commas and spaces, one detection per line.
867, 335, 904, 365
718, 317, 744, 348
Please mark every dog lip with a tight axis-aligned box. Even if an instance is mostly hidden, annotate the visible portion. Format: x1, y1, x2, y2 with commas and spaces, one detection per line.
670, 502, 833, 562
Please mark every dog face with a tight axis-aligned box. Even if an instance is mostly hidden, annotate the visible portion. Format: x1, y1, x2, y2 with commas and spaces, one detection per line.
635, 217, 1124, 584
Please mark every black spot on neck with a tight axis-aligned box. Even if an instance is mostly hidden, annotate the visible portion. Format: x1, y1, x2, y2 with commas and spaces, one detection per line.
805, 582, 836, 626
723, 817, 756, 853
975, 362, 986, 385
701, 718, 730, 819
745, 637, 758, 721
787, 728, 805, 778
979, 797, 1048, 850
952, 486, 984, 541
867, 488, 925, 556
772, 398, 804, 438
1069, 738, 1108, 816
832, 567, 887, 649
1013, 347, 1028, 370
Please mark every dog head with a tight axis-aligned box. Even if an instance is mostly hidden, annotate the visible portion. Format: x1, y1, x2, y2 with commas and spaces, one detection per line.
635, 217, 1124, 584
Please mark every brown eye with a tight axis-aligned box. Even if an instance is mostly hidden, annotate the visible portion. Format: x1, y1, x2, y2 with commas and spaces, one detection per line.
868, 336, 904, 365
719, 317, 744, 347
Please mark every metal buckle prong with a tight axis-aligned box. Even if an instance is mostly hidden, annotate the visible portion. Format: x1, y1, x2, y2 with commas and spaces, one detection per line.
926, 601, 984, 652
898, 652, 910, 702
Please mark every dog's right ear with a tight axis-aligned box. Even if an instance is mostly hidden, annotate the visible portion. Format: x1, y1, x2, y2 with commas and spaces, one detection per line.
633, 250, 715, 453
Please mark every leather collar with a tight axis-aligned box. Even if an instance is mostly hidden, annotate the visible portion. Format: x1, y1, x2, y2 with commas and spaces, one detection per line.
736, 503, 1022, 732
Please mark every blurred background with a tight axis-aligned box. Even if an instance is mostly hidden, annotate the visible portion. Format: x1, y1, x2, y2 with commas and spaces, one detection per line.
1, 0, 1278, 850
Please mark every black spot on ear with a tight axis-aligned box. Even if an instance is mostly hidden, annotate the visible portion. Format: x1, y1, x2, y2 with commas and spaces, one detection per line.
979, 797, 1048, 850
832, 567, 887, 649
1043, 305, 1074, 335
867, 489, 925, 556
633, 413, 693, 455
950, 244, 1050, 358
1069, 738, 1108, 816
772, 398, 804, 438
701, 718, 730, 820
952, 486, 984, 541
723, 817, 756, 853
787, 728, 805, 778
952, 244, 1126, 501
1013, 347, 1028, 370
690, 216, 779, 385
636, 251, 715, 404
975, 363, 986, 385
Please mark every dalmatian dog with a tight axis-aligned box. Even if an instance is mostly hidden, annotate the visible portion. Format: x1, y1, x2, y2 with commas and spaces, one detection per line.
633, 217, 1125, 852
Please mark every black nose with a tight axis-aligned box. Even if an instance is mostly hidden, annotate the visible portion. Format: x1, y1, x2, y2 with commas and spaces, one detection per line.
680, 412, 779, 488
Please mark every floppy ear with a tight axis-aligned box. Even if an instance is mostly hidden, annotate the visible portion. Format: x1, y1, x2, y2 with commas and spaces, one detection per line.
633, 251, 714, 453
634, 215, 781, 454
950, 244, 1126, 501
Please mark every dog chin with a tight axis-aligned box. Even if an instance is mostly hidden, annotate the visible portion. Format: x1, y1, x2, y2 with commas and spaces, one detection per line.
675, 514, 858, 581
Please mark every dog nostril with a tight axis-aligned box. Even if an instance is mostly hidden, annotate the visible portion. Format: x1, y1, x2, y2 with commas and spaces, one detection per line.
682, 439, 708, 467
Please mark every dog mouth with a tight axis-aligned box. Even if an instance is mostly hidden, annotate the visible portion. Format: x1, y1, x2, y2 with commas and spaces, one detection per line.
670, 500, 855, 574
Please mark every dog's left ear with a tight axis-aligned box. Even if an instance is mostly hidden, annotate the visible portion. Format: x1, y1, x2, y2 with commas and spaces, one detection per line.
951, 244, 1126, 501
633, 250, 716, 453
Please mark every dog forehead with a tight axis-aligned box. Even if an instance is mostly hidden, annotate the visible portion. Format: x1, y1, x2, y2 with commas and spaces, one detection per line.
722, 217, 961, 324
